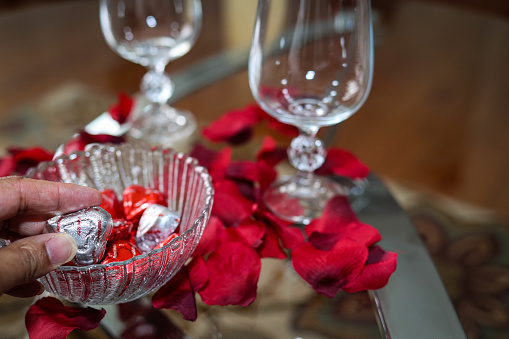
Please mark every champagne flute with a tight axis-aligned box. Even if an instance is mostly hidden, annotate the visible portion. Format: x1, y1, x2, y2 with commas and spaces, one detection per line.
100, 0, 202, 146
249, 0, 373, 224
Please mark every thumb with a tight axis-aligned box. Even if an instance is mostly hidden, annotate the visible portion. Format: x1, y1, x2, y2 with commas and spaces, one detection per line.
0, 233, 77, 295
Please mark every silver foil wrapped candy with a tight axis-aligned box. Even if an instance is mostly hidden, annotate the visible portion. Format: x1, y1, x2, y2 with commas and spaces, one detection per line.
135, 204, 180, 253
46, 206, 113, 266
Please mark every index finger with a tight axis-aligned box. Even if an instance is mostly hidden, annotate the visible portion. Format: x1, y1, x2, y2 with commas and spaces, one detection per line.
0, 177, 102, 235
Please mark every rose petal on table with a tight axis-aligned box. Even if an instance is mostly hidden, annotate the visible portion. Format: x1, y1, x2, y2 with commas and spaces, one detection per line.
25, 297, 105, 339
234, 180, 257, 202
308, 221, 381, 251
226, 161, 259, 183
236, 217, 266, 248
255, 207, 305, 250
198, 228, 261, 306
0, 155, 15, 177
306, 196, 380, 250
62, 130, 125, 155
291, 239, 368, 298
188, 256, 209, 292
190, 144, 232, 181
263, 114, 300, 138
202, 104, 262, 144
7, 146, 54, 175
227, 160, 278, 193
315, 148, 370, 180
256, 136, 288, 168
343, 246, 398, 293
193, 215, 226, 257
108, 92, 134, 125
152, 266, 198, 321
212, 180, 254, 227
257, 226, 287, 259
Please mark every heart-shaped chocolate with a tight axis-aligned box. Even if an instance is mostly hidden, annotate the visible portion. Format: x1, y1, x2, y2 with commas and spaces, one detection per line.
122, 185, 166, 222
135, 204, 180, 253
101, 240, 141, 264
46, 206, 113, 266
109, 219, 134, 242
100, 189, 124, 219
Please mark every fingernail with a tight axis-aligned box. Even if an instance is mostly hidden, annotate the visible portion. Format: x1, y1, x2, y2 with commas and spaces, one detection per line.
46, 234, 77, 266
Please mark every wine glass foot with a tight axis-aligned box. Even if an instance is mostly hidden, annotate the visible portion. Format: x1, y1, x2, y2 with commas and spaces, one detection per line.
263, 174, 347, 225
128, 103, 196, 147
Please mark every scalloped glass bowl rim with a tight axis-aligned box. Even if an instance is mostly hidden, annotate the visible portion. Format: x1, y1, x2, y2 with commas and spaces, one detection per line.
25, 143, 214, 272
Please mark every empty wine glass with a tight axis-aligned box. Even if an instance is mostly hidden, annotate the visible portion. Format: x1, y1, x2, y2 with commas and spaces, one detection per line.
100, 0, 202, 146
249, 0, 373, 224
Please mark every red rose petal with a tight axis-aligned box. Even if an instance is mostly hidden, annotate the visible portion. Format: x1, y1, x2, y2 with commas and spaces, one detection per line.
190, 144, 232, 181
152, 266, 198, 321
202, 104, 262, 144
198, 228, 261, 306
308, 221, 381, 251
256, 136, 288, 168
25, 297, 105, 339
343, 246, 398, 293
193, 216, 226, 257
306, 196, 380, 250
226, 161, 259, 183
8, 146, 54, 175
109, 92, 134, 125
212, 180, 254, 227
255, 208, 305, 250
0, 156, 15, 177
263, 114, 299, 137
315, 148, 370, 180
257, 226, 287, 259
291, 239, 368, 298
236, 218, 266, 248
226, 160, 277, 191
62, 130, 125, 156
188, 256, 209, 292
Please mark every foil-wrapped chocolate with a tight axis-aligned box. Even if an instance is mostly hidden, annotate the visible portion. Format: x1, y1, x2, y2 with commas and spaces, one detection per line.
110, 219, 134, 242
102, 240, 141, 264
47, 206, 113, 266
0, 238, 10, 249
135, 204, 180, 253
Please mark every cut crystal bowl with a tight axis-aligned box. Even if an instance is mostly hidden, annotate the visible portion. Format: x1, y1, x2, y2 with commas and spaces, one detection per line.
25, 143, 214, 305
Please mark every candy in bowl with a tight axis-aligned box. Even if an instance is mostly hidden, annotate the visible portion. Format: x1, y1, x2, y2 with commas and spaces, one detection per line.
25, 143, 213, 305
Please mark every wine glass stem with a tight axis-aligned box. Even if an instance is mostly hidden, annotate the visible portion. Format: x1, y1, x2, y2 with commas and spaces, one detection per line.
141, 68, 175, 104
287, 127, 326, 174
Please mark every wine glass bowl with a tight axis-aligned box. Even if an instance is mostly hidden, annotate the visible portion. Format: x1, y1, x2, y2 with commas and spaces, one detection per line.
100, 0, 202, 146
249, 0, 373, 224
25, 143, 213, 305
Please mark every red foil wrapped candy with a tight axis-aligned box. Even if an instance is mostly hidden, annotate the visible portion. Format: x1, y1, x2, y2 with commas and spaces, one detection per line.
102, 240, 141, 264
